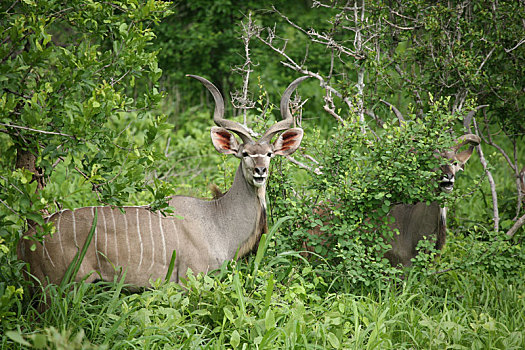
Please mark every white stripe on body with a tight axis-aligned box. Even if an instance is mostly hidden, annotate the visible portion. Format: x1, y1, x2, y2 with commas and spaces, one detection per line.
171, 219, 179, 270
93, 207, 102, 273
136, 208, 143, 270
124, 211, 130, 265
42, 241, 56, 267
110, 209, 118, 266
101, 208, 107, 258
148, 211, 155, 272
72, 210, 78, 248
159, 214, 167, 266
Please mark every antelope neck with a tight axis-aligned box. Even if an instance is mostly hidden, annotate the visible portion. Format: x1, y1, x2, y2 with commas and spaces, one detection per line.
214, 164, 267, 258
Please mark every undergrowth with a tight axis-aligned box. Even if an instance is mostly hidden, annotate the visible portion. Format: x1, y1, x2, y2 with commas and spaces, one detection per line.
3, 229, 525, 349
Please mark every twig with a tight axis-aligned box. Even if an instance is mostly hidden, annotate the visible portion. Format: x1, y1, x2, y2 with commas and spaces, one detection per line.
380, 99, 405, 125
504, 37, 525, 53
285, 155, 323, 175
236, 12, 256, 125
0, 123, 75, 139
476, 46, 495, 76
472, 117, 500, 232
0, 198, 21, 218
323, 99, 345, 125
0, 175, 25, 195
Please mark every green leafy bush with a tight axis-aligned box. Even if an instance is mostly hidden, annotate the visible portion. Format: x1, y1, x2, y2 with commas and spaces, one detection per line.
269, 106, 464, 289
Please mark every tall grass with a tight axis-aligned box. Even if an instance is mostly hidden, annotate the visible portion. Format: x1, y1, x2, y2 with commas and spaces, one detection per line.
4, 233, 525, 349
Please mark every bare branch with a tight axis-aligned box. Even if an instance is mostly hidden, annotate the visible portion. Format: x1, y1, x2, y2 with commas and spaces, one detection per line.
285, 155, 323, 175
506, 212, 525, 238
111, 69, 131, 86
0, 123, 75, 139
383, 17, 417, 31
0, 175, 24, 195
380, 99, 405, 125
302, 153, 320, 165
504, 37, 525, 53
471, 117, 500, 232
271, 5, 364, 59
323, 103, 345, 125
474, 110, 523, 220
0, 198, 21, 218
483, 122, 516, 172
476, 46, 495, 75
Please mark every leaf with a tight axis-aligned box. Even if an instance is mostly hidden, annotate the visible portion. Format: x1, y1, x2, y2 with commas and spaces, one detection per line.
6, 331, 31, 346
31, 334, 47, 349
265, 309, 275, 330
326, 332, 340, 348
223, 307, 234, 323
26, 213, 44, 226
191, 309, 210, 316
230, 330, 240, 349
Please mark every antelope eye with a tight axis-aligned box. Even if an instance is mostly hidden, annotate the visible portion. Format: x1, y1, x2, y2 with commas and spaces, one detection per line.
267, 152, 273, 157
242, 151, 249, 157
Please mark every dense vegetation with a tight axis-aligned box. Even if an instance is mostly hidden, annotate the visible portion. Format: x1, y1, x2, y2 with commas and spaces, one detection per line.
1, 0, 524, 348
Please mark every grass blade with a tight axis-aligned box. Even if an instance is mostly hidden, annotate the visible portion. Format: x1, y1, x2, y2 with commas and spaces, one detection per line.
165, 249, 177, 282
252, 216, 291, 278
60, 208, 98, 289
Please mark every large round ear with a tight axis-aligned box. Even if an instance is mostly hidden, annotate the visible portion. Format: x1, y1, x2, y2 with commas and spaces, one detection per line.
455, 147, 476, 165
273, 128, 303, 156
453, 133, 480, 165
211, 127, 240, 155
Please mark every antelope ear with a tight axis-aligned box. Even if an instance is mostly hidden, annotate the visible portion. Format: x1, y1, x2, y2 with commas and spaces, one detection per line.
455, 147, 476, 165
211, 127, 239, 155
273, 128, 303, 156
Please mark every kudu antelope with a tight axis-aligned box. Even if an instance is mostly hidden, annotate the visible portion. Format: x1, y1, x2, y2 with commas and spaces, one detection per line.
18, 75, 308, 288
305, 134, 481, 267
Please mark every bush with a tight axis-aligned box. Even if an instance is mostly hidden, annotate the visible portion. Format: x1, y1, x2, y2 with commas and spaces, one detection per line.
269, 105, 466, 289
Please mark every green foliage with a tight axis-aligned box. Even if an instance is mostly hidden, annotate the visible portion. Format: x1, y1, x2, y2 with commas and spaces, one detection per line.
0, 0, 176, 334
153, 1, 325, 123
269, 104, 461, 288
0, 0, 173, 246
1, 0, 524, 348
7, 327, 104, 350
3, 239, 525, 348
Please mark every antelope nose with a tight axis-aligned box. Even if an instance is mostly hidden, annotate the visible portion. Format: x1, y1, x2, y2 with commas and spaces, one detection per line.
255, 167, 267, 176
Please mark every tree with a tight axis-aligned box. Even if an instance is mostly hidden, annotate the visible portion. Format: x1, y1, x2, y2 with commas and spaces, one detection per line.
255, 0, 524, 233
249, 0, 524, 283
0, 0, 173, 289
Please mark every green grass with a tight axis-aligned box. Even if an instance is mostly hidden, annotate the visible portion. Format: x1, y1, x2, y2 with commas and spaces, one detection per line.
2, 122, 523, 349
3, 240, 525, 349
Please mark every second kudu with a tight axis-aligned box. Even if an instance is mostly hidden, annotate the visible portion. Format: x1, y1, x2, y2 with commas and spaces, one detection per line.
384, 133, 481, 266
305, 133, 481, 267
18, 75, 308, 288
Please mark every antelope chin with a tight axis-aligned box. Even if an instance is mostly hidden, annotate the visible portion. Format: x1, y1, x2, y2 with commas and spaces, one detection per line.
253, 176, 267, 187
440, 182, 454, 193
